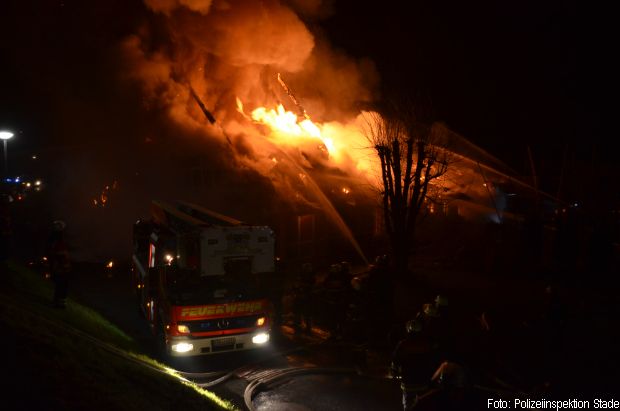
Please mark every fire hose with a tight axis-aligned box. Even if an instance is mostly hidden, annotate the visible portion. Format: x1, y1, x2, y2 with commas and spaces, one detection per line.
190, 339, 329, 388
242, 358, 532, 411
244, 367, 361, 411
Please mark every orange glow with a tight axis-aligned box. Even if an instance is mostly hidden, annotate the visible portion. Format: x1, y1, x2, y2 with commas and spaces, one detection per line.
106, 260, 114, 268
93, 180, 118, 208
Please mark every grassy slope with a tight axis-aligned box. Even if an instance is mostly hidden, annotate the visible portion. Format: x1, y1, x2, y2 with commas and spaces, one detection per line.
1, 263, 236, 411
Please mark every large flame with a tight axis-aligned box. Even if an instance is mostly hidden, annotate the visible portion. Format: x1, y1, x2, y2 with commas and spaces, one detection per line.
237, 97, 376, 177
250, 104, 332, 151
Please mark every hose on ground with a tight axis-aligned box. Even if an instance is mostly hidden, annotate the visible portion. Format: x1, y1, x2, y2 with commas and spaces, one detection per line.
244, 367, 359, 411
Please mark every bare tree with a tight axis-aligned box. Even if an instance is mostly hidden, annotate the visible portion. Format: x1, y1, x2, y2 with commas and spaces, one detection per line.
365, 107, 451, 276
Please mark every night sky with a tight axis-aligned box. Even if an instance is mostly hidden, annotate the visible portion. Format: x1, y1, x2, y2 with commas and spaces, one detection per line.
324, 1, 579, 165
0, 0, 605, 200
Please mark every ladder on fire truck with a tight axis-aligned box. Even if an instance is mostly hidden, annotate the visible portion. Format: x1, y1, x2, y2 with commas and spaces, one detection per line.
150, 200, 244, 232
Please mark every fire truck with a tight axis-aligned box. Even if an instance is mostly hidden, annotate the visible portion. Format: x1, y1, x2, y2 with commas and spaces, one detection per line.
132, 201, 275, 357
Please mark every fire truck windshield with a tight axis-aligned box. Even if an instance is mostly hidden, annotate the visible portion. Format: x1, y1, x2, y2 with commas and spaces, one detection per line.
164, 267, 262, 306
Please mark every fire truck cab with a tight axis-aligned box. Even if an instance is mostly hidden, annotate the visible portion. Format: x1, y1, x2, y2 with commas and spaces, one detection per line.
132, 201, 275, 357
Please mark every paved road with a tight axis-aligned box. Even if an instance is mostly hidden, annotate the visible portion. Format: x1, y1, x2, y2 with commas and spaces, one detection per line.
253, 374, 401, 411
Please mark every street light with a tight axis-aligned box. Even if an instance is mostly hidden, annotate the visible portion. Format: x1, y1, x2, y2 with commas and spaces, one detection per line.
0, 131, 14, 177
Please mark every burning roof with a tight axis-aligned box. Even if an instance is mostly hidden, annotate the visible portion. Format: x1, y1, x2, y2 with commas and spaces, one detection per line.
120, 0, 556, 236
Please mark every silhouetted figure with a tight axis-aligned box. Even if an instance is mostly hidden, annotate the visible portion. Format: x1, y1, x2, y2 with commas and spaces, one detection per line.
391, 318, 439, 410
292, 262, 315, 335
268, 257, 287, 328
429, 295, 461, 362
46, 220, 71, 308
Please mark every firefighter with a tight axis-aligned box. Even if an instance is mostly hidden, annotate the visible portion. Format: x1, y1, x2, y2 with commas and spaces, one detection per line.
391, 318, 439, 410
46, 220, 71, 308
292, 262, 315, 335
422, 295, 460, 362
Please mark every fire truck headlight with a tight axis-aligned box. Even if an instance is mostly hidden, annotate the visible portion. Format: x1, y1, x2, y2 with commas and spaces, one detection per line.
252, 333, 269, 345
171, 342, 193, 353
177, 324, 190, 334
256, 317, 266, 327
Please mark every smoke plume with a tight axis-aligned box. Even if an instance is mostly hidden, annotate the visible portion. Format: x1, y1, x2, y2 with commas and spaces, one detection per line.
122, 0, 379, 181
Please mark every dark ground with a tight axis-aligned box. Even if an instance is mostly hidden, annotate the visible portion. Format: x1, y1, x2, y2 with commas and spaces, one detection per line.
284, 255, 620, 401
4, 194, 619, 408
62, 256, 620, 403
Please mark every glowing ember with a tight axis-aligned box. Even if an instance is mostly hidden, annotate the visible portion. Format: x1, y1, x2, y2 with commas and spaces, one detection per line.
93, 180, 118, 208
106, 261, 114, 268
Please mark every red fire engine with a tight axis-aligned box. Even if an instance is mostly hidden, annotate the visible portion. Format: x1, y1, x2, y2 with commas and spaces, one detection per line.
132, 201, 275, 356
